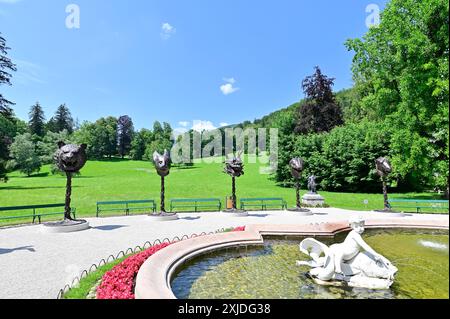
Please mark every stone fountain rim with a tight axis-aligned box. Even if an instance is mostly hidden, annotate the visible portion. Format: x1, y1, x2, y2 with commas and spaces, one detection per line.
134, 218, 449, 299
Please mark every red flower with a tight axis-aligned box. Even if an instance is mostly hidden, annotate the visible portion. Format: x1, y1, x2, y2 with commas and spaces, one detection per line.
96, 242, 171, 299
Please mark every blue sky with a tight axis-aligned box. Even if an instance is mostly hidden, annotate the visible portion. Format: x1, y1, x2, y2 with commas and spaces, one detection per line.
0, 0, 386, 132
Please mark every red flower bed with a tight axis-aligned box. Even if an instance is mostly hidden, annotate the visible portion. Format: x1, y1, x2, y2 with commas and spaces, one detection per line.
96, 226, 246, 299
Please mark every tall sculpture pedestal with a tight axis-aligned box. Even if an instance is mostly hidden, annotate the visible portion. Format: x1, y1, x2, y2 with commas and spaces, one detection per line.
42, 219, 90, 233
302, 193, 325, 207
149, 213, 179, 221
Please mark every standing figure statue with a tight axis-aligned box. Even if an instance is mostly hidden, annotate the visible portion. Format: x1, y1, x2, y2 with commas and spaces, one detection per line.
297, 217, 398, 290
223, 152, 247, 215
43, 142, 90, 232
288, 158, 311, 214
375, 157, 394, 212
307, 175, 317, 194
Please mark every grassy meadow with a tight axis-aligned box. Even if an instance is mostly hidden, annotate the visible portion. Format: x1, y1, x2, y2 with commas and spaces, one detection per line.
0, 158, 444, 226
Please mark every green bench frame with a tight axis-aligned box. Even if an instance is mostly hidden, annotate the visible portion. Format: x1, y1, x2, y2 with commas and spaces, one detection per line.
388, 199, 449, 213
96, 200, 156, 217
0, 204, 76, 224
240, 197, 287, 211
170, 198, 222, 212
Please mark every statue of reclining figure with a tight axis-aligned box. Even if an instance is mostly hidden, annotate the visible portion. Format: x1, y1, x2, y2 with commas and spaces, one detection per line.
297, 217, 398, 290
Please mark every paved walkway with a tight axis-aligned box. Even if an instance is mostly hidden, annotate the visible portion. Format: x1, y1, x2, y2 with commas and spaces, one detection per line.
0, 208, 448, 299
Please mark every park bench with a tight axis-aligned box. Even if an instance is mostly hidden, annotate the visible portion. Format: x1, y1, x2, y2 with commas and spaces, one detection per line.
388, 199, 449, 214
240, 198, 287, 211
96, 200, 156, 217
0, 204, 76, 224
170, 198, 222, 212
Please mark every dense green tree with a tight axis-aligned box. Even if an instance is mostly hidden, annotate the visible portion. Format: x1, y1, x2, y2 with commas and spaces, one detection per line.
0, 159, 7, 182
28, 102, 46, 137
346, 0, 449, 195
0, 32, 17, 119
117, 115, 134, 158
145, 138, 173, 160
7, 133, 41, 176
276, 121, 392, 192
36, 130, 71, 165
162, 122, 173, 141
130, 128, 153, 160
48, 104, 74, 134
73, 117, 117, 159
0, 114, 16, 159
294, 67, 344, 134
152, 121, 164, 138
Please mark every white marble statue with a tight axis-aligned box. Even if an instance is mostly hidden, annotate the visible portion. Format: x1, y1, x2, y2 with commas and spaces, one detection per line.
297, 217, 398, 289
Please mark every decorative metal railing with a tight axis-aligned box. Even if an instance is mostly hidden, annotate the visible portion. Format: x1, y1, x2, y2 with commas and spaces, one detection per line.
56, 228, 230, 299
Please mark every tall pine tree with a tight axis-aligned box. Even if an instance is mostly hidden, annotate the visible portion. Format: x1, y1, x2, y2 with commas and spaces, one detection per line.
0, 32, 17, 119
117, 115, 134, 158
28, 102, 46, 137
48, 104, 74, 134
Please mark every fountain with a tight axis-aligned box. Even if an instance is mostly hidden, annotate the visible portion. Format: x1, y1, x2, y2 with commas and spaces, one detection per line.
171, 227, 449, 299
42, 142, 90, 233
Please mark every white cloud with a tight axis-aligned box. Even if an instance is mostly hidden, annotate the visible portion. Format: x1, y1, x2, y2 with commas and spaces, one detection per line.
161, 22, 176, 40
178, 121, 190, 127
220, 77, 239, 95
220, 83, 239, 95
223, 77, 236, 84
219, 122, 229, 127
192, 120, 217, 132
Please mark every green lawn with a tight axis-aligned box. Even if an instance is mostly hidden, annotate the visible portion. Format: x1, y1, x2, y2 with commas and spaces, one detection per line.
0, 158, 445, 225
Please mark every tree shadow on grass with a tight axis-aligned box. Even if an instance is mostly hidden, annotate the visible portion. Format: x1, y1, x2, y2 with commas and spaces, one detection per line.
173, 166, 199, 171
392, 194, 447, 200
0, 245, 35, 255
0, 186, 83, 190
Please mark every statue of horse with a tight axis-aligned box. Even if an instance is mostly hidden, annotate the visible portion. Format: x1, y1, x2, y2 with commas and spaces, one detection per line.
375, 157, 392, 178
289, 157, 304, 180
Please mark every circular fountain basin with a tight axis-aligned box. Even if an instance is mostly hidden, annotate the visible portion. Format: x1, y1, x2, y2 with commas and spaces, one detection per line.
171, 229, 449, 299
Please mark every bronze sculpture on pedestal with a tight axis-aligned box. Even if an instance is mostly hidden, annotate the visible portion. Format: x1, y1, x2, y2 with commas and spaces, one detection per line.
288, 157, 312, 213
43, 142, 90, 232
374, 157, 397, 213
223, 152, 247, 214
152, 150, 177, 218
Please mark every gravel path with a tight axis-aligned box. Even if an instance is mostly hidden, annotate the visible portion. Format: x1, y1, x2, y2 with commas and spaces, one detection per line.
0, 209, 447, 299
